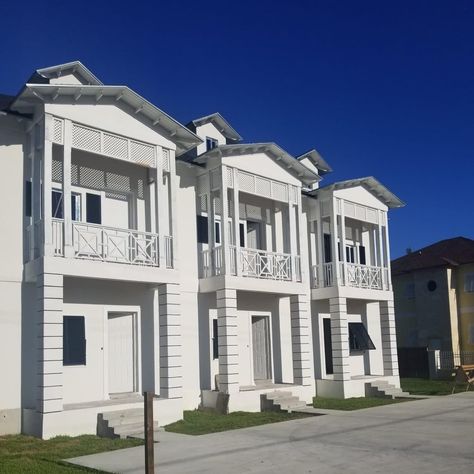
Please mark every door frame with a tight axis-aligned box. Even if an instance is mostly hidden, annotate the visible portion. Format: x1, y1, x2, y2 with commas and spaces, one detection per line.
249, 311, 274, 384
103, 305, 141, 399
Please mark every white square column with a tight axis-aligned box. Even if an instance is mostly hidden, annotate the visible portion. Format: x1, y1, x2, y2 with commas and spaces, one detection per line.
36, 273, 64, 413
290, 294, 312, 386
329, 297, 350, 382
380, 300, 399, 376
158, 283, 182, 399
217, 288, 239, 394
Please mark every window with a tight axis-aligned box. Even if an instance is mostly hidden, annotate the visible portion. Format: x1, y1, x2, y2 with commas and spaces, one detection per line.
86, 193, 101, 224
206, 137, 218, 151
196, 215, 209, 243
427, 280, 437, 292
63, 316, 86, 366
323, 234, 332, 263
465, 273, 474, 293
359, 245, 366, 265
345, 245, 355, 263
348, 322, 375, 352
239, 222, 246, 247
212, 319, 219, 359
52, 189, 63, 218
25, 180, 32, 217
405, 282, 415, 299
71, 193, 81, 221
215, 221, 221, 244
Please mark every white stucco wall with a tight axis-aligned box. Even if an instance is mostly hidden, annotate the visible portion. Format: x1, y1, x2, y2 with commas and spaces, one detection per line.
0, 115, 25, 434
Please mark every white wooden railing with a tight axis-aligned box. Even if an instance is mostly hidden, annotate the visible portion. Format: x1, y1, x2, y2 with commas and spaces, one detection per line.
200, 246, 301, 281
343, 263, 383, 289
312, 262, 387, 290
72, 222, 160, 266
27, 219, 173, 268
311, 262, 334, 288
52, 218, 64, 256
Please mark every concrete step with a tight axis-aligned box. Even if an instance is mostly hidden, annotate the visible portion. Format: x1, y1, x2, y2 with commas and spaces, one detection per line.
265, 391, 293, 401
101, 408, 143, 421
113, 421, 160, 439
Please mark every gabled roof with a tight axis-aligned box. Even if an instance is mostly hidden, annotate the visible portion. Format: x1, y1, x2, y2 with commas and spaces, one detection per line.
311, 176, 404, 209
32, 61, 103, 86
195, 142, 321, 186
10, 84, 202, 156
392, 237, 474, 275
188, 112, 242, 142
296, 149, 333, 175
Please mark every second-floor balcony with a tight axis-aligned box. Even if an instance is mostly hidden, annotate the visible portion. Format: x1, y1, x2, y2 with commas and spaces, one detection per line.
200, 246, 301, 282
27, 219, 173, 268
311, 262, 389, 291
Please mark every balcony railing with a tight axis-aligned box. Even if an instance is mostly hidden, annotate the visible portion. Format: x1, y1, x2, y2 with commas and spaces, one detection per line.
72, 221, 160, 266
200, 246, 301, 282
27, 219, 173, 268
312, 262, 388, 290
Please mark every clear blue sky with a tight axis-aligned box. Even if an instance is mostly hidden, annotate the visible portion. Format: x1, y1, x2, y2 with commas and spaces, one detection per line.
1, 0, 473, 258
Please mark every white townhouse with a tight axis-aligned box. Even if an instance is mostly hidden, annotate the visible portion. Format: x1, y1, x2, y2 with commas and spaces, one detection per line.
0, 62, 404, 439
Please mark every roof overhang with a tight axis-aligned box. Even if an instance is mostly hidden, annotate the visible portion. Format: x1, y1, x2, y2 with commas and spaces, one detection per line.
312, 176, 405, 209
10, 84, 202, 155
195, 142, 321, 186
296, 149, 333, 175
189, 112, 242, 142
34, 61, 103, 86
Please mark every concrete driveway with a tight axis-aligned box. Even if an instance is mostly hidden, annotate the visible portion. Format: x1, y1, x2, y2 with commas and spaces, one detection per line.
68, 392, 474, 473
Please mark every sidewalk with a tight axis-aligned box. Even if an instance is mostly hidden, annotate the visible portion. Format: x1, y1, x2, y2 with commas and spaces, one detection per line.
67, 393, 474, 474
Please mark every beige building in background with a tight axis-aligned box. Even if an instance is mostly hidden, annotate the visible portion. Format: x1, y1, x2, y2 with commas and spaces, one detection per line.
392, 237, 474, 352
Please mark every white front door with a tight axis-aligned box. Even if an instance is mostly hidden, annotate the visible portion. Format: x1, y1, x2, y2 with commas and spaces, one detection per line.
108, 313, 136, 394
252, 316, 272, 382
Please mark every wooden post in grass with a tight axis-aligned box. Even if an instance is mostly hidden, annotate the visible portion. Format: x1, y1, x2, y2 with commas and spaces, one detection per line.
144, 391, 154, 473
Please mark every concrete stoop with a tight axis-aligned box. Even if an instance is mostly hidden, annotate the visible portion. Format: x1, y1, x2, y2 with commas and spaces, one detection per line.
366, 380, 411, 399
97, 408, 161, 439
261, 390, 308, 413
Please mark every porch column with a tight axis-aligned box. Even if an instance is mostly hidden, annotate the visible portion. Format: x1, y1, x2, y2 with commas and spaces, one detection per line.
382, 212, 392, 290
339, 199, 347, 285
30, 123, 41, 259
36, 272, 64, 413
154, 146, 166, 267
220, 166, 229, 273
169, 149, 179, 269
379, 300, 399, 376
158, 283, 182, 398
290, 294, 312, 386
330, 198, 341, 285
217, 288, 239, 394
315, 203, 324, 287
43, 115, 53, 256
63, 119, 73, 257
329, 297, 350, 382
232, 168, 241, 276
377, 211, 386, 290
288, 200, 298, 282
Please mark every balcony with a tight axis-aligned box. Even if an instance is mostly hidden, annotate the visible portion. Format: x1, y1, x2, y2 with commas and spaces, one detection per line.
201, 246, 301, 282
27, 219, 173, 268
311, 262, 389, 291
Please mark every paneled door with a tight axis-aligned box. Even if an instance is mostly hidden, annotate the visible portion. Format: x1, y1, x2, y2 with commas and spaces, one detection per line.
252, 315, 272, 381
108, 313, 136, 394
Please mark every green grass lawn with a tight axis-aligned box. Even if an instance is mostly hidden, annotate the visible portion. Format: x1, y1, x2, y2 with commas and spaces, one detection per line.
0, 434, 142, 473
400, 377, 460, 396
165, 409, 309, 435
312, 396, 405, 411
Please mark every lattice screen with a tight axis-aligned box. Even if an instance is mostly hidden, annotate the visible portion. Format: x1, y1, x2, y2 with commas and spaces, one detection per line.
162, 148, 170, 172
52, 118, 64, 144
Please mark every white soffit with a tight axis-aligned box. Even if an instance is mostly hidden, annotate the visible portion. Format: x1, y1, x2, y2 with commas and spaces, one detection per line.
195, 142, 321, 186
12, 84, 202, 155
315, 176, 405, 209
